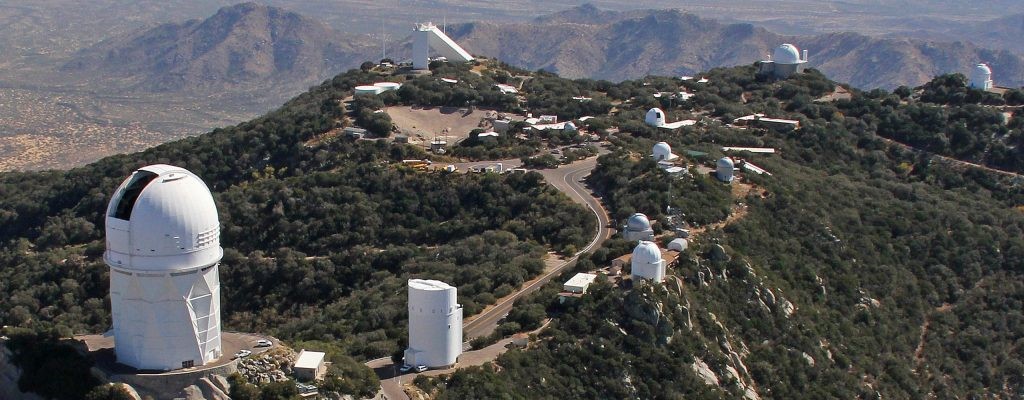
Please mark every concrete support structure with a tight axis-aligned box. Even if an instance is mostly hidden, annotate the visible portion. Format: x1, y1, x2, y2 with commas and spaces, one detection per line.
413, 23, 473, 70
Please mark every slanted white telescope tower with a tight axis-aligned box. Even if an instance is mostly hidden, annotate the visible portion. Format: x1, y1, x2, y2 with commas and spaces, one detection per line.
405, 279, 463, 368
413, 22, 474, 70
105, 164, 223, 371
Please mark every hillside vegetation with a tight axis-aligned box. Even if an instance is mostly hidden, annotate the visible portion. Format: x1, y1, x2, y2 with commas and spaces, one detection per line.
2, 58, 1024, 399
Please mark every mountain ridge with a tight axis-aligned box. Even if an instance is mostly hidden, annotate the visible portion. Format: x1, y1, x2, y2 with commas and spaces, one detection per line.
447, 5, 1024, 89
62, 2, 377, 93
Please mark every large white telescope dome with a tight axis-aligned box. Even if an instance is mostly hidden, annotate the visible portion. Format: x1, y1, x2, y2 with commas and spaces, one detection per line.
105, 164, 222, 271
774, 44, 802, 64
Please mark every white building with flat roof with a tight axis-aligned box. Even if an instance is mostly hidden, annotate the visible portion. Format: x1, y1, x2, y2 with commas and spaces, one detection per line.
294, 350, 327, 381
563, 273, 598, 294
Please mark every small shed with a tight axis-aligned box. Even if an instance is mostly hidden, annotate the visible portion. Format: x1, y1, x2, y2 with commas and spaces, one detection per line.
563, 273, 598, 294
294, 350, 327, 381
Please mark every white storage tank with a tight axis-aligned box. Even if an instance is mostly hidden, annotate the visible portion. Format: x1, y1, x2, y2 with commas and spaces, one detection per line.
405, 279, 463, 368
355, 85, 384, 95
631, 240, 665, 283
105, 164, 223, 371
716, 157, 735, 183
374, 82, 402, 92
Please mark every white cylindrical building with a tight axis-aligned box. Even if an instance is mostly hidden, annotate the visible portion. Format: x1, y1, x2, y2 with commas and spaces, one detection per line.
645, 108, 666, 127
105, 164, 223, 371
405, 279, 463, 368
716, 157, 735, 183
631, 240, 665, 283
970, 63, 993, 90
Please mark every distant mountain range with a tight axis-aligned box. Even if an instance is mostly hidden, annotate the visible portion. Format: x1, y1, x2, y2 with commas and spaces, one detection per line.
445, 4, 1024, 89
62, 2, 376, 93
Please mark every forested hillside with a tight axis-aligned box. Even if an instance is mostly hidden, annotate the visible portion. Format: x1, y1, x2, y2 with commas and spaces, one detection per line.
2, 57, 1024, 399
0, 61, 592, 398
422, 67, 1024, 398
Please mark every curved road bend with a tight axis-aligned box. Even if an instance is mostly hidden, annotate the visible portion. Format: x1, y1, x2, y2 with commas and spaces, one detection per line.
369, 155, 613, 400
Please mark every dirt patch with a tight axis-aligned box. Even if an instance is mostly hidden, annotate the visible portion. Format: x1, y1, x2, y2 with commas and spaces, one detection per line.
387, 106, 491, 146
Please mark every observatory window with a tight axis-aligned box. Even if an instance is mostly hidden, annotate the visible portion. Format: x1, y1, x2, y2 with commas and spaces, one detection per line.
111, 171, 158, 220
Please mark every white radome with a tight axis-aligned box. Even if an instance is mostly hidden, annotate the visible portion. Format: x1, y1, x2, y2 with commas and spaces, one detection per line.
774, 44, 802, 64
105, 164, 224, 371
652, 141, 678, 161
716, 157, 735, 183
627, 213, 652, 232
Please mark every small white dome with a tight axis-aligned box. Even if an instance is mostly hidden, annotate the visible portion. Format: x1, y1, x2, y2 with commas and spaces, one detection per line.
627, 213, 652, 232
645, 108, 666, 127
774, 44, 801, 64
652, 142, 674, 160
105, 164, 222, 271
564, 121, 577, 132
717, 157, 734, 168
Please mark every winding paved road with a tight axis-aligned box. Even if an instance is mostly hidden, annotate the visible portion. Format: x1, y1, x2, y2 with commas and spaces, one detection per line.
369, 154, 613, 400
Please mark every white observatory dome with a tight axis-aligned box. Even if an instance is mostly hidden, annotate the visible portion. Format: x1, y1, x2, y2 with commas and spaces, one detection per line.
652, 142, 674, 161
564, 121, 577, 132
716, 157, 735, 183
645, 108, 666, 128
105, 164, 224, 371
627, 213, 652, 232
105, 164, 222, 271
970, 63, 993, 90
623, 212, 655, 241
774, 44, 801, 64
631, 240, 665, 282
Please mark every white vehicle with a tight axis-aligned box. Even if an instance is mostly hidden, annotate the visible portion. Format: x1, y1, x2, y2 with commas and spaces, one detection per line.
234, 350, 252, 359
255, 339, 272, 348
414, 365, 428, 373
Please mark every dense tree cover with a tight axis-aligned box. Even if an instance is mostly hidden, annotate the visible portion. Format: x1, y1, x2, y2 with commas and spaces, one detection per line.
437, 65, 1024, 398
3, 328, 103, 400
451, 128, 542, 160
0, 64, 594, 396
349, 94, 393, 136
433, 283, 727, 399
393, 62, 519, 110
588, 148, 732, 227
833, 74, 1024, 172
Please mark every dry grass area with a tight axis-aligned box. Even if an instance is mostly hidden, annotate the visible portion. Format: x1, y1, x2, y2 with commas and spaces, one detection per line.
387, 105, 491, 145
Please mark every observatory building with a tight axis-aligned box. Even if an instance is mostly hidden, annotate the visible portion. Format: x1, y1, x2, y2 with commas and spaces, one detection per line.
631, 240, 666, 283
413, 22, 474, 70
623, 212, 655, 241
405, 279, 463, 369
759, 44, 809, 79
105, 165, 223, 371
970, 63, 993, 90
645, 108, 697, 129
716, 157, 735, 183
652, 142, 679, 162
